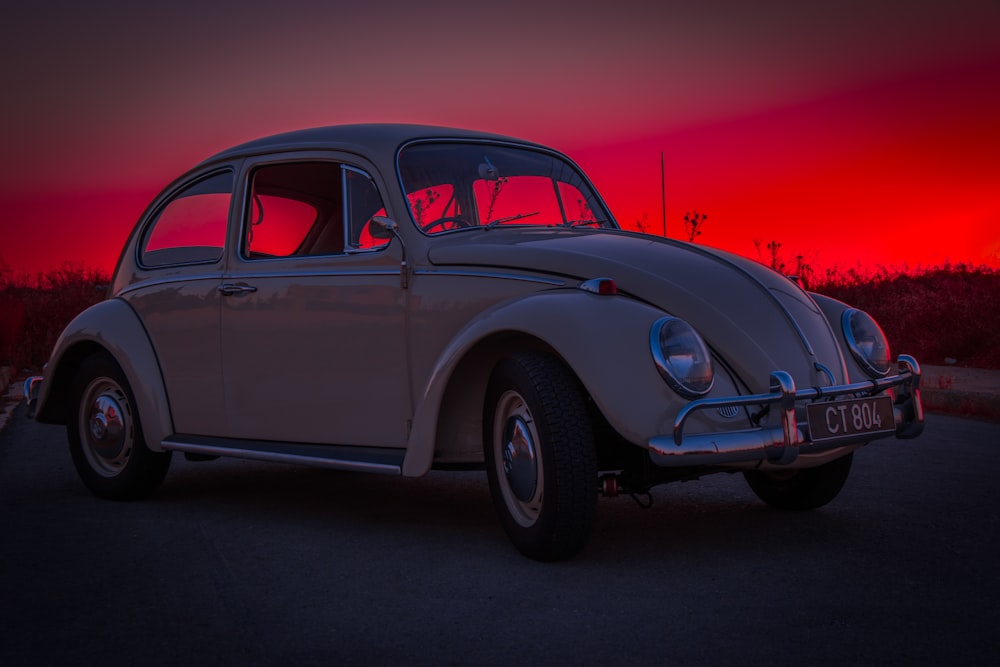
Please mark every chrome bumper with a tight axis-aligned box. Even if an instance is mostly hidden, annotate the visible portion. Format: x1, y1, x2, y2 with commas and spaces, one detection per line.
24, 376, 42, 419
649, 355, 924, 467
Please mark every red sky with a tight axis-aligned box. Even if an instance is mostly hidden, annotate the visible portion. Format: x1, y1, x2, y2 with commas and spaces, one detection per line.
2, 0, 998, 276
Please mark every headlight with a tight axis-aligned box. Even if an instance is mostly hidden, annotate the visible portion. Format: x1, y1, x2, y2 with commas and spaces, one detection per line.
650, 317, 715, 398
842, 308, 891, 377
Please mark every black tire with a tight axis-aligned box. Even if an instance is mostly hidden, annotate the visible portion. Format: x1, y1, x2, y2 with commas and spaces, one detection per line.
743, 452, 853, 510
483, 352, 597, 561
67, 352, 171, 500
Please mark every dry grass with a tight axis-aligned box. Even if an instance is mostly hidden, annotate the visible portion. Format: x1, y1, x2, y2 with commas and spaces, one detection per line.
2, 261, 998, 371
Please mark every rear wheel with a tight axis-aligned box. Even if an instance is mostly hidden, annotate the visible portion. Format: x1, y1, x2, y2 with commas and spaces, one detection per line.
484, 352, 597, 561
67, 353, 171, 499
743, 452, 853, 510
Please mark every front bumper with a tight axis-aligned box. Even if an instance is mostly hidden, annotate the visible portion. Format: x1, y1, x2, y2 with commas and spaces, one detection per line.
649, 355, 923, 467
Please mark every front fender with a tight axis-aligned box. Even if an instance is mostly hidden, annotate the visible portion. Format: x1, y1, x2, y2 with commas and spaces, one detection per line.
34, 298, 173, 452
810, 292, 877, 383
403, 289, 677, 476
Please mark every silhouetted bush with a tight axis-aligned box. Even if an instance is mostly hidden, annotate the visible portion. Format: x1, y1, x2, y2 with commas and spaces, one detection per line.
0, 263, 109, 370
1, 260, 997, 372
811, 263, 1000, 369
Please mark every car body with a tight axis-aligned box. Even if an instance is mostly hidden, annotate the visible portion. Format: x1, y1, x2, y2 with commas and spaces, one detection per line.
25, 124, 924, 560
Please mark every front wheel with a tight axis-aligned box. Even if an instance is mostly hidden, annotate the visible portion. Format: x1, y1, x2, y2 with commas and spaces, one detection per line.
67, 352, 171, 500
743, 452, 853, 510
484, 352, 597, 561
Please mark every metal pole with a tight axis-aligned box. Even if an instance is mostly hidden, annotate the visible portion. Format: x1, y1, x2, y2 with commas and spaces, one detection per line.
660, 151, 666, 237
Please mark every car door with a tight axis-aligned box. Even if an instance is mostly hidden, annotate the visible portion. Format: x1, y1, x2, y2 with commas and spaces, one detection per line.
218, 157, 411, 447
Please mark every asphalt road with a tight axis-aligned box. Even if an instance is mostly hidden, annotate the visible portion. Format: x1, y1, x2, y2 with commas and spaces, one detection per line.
2, 404, 998, 666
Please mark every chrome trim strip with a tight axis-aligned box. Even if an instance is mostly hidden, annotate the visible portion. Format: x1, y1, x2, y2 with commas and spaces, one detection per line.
671, 241, 817, 357
814, 362, 836, 386
651, 355, 923, 467
224, 268, 400, 280
161, 436, 403, 475
116, 273, 223, 297
413, 269, 566, 286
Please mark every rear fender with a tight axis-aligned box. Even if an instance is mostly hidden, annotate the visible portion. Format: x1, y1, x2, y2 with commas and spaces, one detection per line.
34, 298, 173, 451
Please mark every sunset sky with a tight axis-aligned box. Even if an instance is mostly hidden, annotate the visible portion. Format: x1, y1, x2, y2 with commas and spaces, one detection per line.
2, 0, 998, 276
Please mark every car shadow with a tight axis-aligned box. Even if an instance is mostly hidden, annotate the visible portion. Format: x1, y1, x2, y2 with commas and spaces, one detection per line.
152, 457, 867, 566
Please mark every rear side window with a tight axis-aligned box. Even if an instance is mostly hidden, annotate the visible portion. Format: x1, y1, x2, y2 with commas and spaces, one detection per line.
141, 171, 233, 267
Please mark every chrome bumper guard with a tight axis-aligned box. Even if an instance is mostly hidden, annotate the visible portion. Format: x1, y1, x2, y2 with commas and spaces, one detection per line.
649, 355, 924, 467
24, 376, 42, 419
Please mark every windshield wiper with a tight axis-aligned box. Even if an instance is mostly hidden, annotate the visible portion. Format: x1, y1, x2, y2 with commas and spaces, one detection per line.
484, 211, 540, 229
563, 218, 608, 227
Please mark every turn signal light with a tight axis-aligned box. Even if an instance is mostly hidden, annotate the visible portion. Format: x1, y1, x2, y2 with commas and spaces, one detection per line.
578, 277, 618, 295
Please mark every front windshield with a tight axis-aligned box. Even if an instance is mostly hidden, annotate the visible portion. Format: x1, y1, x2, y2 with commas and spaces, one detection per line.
397, 142, 616, 234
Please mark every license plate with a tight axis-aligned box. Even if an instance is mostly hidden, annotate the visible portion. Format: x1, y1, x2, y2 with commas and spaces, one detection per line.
806, 396, 896, 443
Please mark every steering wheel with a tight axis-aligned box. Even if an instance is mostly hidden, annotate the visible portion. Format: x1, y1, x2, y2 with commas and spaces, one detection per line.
423, 216, 474, 233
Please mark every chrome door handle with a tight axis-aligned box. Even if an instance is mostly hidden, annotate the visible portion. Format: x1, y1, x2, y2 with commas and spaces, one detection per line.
218, 283, 258, 296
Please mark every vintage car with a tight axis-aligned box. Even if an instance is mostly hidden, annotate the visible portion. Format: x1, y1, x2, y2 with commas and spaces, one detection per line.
25, 124, 924, 560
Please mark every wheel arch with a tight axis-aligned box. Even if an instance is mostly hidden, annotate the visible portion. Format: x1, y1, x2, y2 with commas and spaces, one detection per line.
421, 330, 561, 470
401, 289, 676, 476
34, 298, 174, 452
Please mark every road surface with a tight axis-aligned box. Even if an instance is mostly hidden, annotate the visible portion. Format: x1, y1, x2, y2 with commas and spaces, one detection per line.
1, 404, 997, 665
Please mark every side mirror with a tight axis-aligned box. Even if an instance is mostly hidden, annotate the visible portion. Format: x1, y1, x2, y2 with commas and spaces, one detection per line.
369, 215, 398, 240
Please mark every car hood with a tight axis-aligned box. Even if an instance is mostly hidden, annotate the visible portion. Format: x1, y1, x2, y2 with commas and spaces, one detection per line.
426, 229, 846, 392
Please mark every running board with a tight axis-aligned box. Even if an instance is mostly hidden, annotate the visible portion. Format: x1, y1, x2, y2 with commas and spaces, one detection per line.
161, 435, 404, 475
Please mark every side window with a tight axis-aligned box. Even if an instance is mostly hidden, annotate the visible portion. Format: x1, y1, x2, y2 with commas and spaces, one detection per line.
141, 170, 233, 267
245, 162, 341, 259
244, 162, 390, 258
345, 167, 390, 251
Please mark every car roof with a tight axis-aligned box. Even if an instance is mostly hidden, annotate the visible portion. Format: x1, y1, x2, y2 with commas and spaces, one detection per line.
200, 124, 543, 165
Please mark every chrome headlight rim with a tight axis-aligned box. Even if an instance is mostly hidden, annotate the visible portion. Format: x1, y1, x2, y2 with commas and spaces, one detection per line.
650, 316, 715, 399
841, 307, 892, 378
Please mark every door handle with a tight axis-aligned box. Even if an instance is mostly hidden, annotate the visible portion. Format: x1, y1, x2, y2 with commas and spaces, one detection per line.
218, 283, 258, 296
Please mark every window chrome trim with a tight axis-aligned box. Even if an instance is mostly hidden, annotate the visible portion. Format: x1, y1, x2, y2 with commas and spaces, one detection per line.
136, 167, 235, 271
394, 137, 619, 238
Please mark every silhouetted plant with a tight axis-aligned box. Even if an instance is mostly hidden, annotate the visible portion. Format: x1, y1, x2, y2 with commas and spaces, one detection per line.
482, 176, 508, 223
632, 212, 649, 234
753, 238, 791, 273
0, 262, 109, 369
683, 210, 707, 242
410, 188, 440, 225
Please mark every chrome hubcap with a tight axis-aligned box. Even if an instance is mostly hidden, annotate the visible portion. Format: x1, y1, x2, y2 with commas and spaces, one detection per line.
502, 416, 538, 502
493, 390, 543, 527
80, 379, 132, 477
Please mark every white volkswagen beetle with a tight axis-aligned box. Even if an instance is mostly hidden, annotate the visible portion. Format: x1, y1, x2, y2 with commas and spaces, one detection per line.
25, 124, 924, 560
